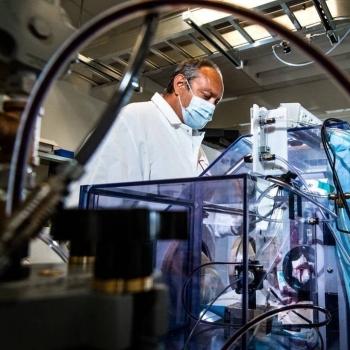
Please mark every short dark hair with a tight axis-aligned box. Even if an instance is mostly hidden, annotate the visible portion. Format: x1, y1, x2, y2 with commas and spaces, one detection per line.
164, 58, 222, 94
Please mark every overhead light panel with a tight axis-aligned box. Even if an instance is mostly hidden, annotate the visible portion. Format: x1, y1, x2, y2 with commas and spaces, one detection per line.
223, 0, 276, 7
183, 11, 243, 69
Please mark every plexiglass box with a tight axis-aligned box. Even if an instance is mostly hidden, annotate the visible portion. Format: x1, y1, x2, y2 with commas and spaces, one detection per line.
79, 172, 341, 349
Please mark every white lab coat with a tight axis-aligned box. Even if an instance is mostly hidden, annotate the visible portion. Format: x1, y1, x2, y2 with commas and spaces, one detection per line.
66, 92, 209, 207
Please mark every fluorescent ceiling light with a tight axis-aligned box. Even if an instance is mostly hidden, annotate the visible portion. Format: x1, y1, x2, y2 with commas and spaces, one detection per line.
187, 2, 341, 51
222, 0, 276, 8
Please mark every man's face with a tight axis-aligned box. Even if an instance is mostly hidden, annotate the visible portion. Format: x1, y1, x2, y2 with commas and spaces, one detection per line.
181, 66, 224, 108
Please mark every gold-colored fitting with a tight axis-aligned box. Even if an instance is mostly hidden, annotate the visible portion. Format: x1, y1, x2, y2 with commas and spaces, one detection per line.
92, 276, 153, 294
328, 193, 350, 207
92, 278, 124, 294
69, 256, 95, 265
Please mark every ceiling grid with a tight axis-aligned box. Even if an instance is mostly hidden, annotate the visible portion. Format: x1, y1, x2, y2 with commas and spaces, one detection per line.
61, 0, 350, 94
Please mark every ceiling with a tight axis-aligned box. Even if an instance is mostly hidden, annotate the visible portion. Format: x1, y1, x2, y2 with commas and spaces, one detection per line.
59, 0, 350, 134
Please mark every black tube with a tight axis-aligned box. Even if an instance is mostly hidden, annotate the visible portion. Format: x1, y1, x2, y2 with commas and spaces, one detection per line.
221, 303, 331, 350
75, 13, 159, 165
8, 0, 350, 215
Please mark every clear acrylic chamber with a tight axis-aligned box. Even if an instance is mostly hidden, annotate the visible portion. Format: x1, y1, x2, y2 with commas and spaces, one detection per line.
80, 166, 340, 349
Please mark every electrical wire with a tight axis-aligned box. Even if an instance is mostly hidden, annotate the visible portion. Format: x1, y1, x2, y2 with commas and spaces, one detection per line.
181, 261, 241, 325
220, 303, 331, 350
181, 262, 330, 349
268, 288, 325, 350
319, 120, 350, 309
321, 118, 350, 233
272, 27, 350, 67
183, 274, 241, 350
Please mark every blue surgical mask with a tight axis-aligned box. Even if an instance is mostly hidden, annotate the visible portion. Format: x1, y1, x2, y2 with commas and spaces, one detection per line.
178, 81, 215, 130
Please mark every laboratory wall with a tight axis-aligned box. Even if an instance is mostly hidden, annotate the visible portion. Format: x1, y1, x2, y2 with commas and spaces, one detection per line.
40, 74, 350, 153
40, 77, 155, 153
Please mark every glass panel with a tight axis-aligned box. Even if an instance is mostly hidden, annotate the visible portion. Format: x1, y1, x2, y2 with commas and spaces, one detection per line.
81, 170, 340, 349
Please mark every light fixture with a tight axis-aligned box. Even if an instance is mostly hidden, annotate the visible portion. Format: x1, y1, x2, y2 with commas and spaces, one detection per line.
131, 76, 143, 93
223, 0, 276, 8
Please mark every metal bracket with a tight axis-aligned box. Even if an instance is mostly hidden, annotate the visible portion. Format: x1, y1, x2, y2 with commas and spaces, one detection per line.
77, 54, 123, 82
311, 0, 338, 45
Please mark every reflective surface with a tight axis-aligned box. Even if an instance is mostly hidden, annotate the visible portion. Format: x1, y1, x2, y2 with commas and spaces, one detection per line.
82, 169, 342, 349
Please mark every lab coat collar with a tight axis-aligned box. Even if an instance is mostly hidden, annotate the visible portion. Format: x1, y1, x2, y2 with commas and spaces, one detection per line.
193, 129, 205, 137
152, 92, 182, 126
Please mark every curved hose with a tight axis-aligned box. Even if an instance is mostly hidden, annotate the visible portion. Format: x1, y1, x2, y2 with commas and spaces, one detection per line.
221, 304, 331, 350
3, 0, 350, 271
37, 230, 68, 263
7, 0, 350, 214
1, 10, 159, 270
266, 177, 337, 219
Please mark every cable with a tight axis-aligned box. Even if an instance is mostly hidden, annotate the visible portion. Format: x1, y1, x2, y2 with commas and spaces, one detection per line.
7, 3, 163, 213
254, 184, 289, 224
274, 155, 308, 189
8, 10, 159, 212
182, 262, 330, 349
321, 118, 350, 233
272, 27, 350, 67
75, 14, 158, 165
268, 288, 324, 350
1, 10, 160, 271
220, 303, 331, 350
183, 275, 241, 350
266, 177, 337, 219
181, 261, 241, 324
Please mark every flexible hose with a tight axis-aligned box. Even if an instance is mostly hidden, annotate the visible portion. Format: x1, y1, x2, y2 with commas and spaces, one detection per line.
1, 11, 159, 271
3, 0, 350, 277
221, 304, 331, 350
7, 0, 350, 214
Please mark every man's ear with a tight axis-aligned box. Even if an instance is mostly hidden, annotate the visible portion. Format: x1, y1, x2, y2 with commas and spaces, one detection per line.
173, 74, 187, 95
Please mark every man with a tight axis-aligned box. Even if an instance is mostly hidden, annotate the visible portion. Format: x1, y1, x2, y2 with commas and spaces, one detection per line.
65, 58, 225, 319
66, 58, 224, 206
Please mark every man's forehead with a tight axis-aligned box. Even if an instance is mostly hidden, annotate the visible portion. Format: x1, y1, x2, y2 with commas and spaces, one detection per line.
197, 68, 223, 89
